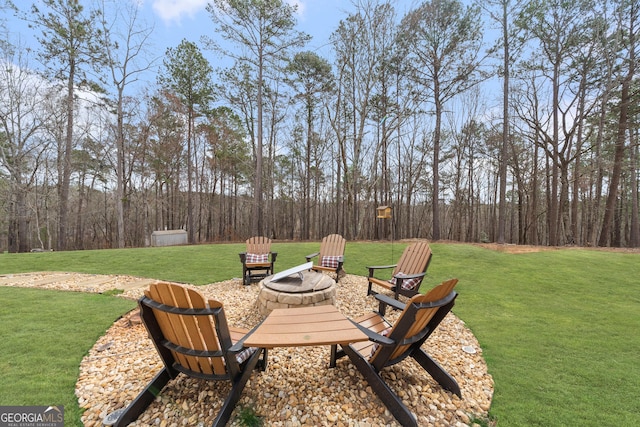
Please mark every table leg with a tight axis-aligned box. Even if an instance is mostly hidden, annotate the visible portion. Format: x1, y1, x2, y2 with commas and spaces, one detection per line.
330, 344, 338, 368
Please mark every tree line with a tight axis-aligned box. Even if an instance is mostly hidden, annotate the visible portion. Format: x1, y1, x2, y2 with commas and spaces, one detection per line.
0, 0, 638, 253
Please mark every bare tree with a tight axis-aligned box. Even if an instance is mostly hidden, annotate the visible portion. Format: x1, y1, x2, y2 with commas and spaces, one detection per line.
630, 123, 639, 247
329, 0, 398, 239
484, 0, 526, 244
145, 90, 186, 231
98, 0, 154, 248
399, 0, 486, 241
30, 0, 106, 250
159, 40, 214, 244
286, 51, 333, 239
516, 0, 598, 246
201, 106, 251, 240
599, 0, 638, 246
0, 47, 48, 252
204, 0, 309, 236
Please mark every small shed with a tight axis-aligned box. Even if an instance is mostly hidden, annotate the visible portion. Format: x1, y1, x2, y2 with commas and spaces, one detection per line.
151, 230, 188, 247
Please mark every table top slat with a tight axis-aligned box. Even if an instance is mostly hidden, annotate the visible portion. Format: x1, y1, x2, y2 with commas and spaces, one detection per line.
250, 318, 355, 335
242, 305, 369, 348
267, 305, 337, 316
262, 311, 345, 325
244, 329, 367, 348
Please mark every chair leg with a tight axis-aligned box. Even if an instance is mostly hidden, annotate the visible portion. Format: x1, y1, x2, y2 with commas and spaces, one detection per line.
258, 348, 269, 371
367, 280, 377, 296
211, 348, 264, 427
342, 345, 418, 427
412, 348, 461, 397
329, 344, 346, 368
243, 269, 251, 286
114, 368, 172, 427
242, 266, 249, 285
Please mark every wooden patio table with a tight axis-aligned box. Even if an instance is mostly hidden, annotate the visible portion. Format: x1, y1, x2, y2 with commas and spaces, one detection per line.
231, 305, 369, 367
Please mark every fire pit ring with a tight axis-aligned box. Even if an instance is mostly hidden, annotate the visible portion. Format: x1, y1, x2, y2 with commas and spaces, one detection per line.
257, 270, 336, 316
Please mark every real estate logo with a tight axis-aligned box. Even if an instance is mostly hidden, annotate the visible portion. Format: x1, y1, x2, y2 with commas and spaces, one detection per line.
0, 406, 64, 427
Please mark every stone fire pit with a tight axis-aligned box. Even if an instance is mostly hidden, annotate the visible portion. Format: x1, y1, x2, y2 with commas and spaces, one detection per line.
257, 270, 336, 316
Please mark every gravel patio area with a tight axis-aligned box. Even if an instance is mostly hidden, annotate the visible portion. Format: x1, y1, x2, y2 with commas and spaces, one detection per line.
2, 272, 493, 426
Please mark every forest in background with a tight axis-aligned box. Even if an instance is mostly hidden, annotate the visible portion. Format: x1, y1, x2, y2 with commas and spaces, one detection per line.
1, 0, 639, 253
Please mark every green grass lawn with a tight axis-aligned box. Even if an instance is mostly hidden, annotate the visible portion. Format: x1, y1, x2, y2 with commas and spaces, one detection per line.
0, 287, 136, 426
1, 242, 639, 426
429, 245, 640, 426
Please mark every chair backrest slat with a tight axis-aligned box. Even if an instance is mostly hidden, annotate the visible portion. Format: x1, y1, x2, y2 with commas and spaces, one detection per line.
119, 282, 265, 427
319, 234, 346, 258
372, 279, 458, 363
394, 241, 432, 276
175, 286, 225, 375
146, 283, 227, 376
145, 284, 194, 371
246, 236, 271, 254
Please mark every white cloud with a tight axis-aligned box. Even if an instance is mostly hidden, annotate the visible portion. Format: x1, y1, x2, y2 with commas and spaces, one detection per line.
287, 0, 306, 17
151, 0, 305, 25
152, 0, 208, 24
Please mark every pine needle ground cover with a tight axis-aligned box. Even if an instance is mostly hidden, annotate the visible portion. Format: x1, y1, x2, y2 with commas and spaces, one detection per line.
1, 242, 638, 426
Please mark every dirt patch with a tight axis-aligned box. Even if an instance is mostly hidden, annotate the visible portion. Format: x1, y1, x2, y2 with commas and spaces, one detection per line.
473, 242, 640, 254
476, 243, 554, 254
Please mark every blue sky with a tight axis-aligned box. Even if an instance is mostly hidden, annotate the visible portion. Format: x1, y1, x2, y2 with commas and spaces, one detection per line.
140, 0, 416, 64
148, 0, 340, 52
140, 0, 430, 93
8, 0, 417, 90
8, 0, 503, 104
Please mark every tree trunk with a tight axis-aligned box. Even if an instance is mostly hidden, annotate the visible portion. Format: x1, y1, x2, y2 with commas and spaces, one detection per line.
187, 107, 194, 243
116, 86, 126, 248
630, 129, 639, 247
432, 78, 442, 241
599, 10, 635, 246
497, 0, 509, 244
254, 48, 264, 237
58, 60, 75, 251
15, 188, 29, 253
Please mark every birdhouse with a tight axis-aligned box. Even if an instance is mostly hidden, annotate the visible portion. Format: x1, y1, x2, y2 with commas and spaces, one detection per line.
376, 205, 392, 219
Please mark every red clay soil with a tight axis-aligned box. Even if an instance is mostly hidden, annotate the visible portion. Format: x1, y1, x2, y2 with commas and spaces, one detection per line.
473, 242, 640, 254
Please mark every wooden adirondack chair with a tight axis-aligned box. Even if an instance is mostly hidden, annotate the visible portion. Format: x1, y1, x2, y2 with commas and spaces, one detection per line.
114, 282, 267, 427
331, 279, 461, 427
305, 234, 347, 282
367, 240, 433, 300
239, 236, 277, 285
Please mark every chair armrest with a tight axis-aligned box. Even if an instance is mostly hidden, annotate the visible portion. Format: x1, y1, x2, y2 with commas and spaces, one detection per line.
349, 320, 395, 346
367, 264, 397, 270
375, 293, 406, 312
414, 291, 457, 309
270, 252, 278, 262
239, 252, 247, 263
229, 341, 245, 353
393, 271, 426, 280
229, 320, 265, 352
367, 264, 397, 277
305, 252, 320, 262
